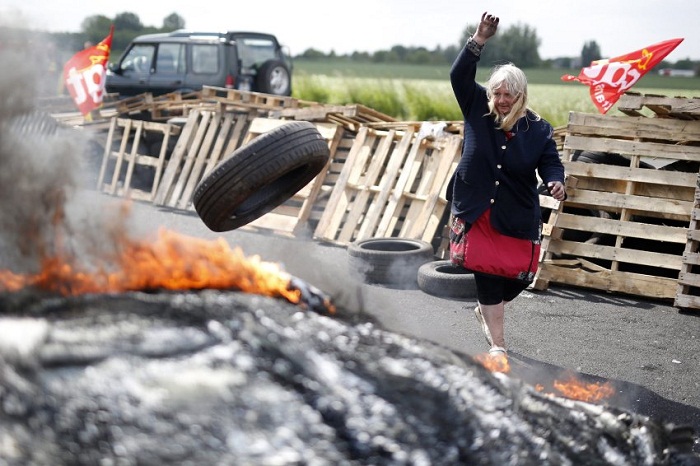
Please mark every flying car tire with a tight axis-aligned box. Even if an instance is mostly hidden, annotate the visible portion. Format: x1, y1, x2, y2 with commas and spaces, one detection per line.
193, 121, 330, 232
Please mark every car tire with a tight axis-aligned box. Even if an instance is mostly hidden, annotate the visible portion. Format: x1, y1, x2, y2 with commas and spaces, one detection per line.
348, 238, 434, 288
417, 260, 477, 300
193, 121, 330, 232
256, 59, 292, 96
571, 150, 654, 169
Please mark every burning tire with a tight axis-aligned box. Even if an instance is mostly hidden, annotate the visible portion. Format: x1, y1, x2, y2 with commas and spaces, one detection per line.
348, 238, 434, 288
417, 260, 477, 299
193, 121, 330, 232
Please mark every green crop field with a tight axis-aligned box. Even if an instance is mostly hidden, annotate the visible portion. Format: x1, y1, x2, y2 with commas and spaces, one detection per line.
292, 59, 700, 128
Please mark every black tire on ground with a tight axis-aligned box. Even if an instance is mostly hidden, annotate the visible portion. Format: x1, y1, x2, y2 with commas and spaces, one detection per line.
348, 238, 434, 288
417, 260, 477, 300
256, 59, 292, 96
193, 121, 330, 232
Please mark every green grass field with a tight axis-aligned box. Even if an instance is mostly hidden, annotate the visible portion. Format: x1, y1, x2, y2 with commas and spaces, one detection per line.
292, 59, 700, 128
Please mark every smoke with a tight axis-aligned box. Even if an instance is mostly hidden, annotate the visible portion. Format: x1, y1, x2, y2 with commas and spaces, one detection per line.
0, 26, 131, 274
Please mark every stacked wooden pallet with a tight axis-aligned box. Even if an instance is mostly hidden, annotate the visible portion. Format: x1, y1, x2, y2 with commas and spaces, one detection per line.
314, 126, 462, 247
95, 118, 182, 202
89, 88, 700, 308
153, 109, 258, 209
676, 174, 700, 310
537, 106, 700, 300
269, 103, 397, 131
618, 92, 700, 120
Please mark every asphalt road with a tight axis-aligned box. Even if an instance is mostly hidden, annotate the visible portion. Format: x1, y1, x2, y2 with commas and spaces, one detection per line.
86, 192, 700, 453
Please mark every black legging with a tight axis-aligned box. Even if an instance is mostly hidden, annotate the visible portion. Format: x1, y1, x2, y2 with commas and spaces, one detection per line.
474, 272, 529, 305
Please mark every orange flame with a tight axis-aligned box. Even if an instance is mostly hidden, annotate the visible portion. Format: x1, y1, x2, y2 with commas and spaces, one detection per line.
474, 352, 511, 373
0, 227, 334, 312
552, 375, 615, 403
474, 353, 615, 404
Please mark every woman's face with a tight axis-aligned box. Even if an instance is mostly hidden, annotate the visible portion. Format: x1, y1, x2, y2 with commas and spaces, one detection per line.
492, 84, 517, 116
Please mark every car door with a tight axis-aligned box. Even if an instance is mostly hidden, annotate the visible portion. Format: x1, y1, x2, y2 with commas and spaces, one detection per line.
148, 43, 186, 95
106, 43, 155, 96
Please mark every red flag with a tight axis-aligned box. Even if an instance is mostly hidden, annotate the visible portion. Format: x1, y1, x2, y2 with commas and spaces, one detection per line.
561, 38, 683, 114
63, 25, 114, 118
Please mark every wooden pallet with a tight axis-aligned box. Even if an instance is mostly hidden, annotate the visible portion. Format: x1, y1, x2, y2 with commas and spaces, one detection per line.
530, 177, 577, 291
153, 109, 256, 208
674, 174, 700, 311
199, 86, 300, 110
618, 92, 700, 120
268, 104, 397, 131
314, 127, 461, 246
96, 118, 181, 202
538, 111, 700, 300
101, 87, 300, 121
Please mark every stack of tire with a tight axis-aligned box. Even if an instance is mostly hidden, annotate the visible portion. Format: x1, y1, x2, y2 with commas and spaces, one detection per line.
348, 238, 476, 299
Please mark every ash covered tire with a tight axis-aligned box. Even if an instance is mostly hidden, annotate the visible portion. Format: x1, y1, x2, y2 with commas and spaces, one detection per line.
348, 238, 434, 288
417, 260, 477, 300
193, 121, 330, 232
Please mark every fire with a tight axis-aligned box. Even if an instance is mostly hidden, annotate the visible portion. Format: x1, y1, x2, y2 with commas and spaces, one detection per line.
474, 352, 510, 373
0, 227, 334, 313
474, 354, 615, 404
552, 375, 615, 403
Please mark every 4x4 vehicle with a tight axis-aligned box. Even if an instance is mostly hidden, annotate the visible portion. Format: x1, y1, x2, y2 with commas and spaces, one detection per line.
106, 30, 293, 97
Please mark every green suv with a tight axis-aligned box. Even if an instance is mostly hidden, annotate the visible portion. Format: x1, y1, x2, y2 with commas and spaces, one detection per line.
106, 30, 293, 97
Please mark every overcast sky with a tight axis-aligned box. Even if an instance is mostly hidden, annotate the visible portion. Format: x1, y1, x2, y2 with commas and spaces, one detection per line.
2, 0, 698, 61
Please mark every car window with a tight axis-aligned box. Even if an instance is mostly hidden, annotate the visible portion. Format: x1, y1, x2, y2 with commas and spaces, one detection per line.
155, 43, 184, 74
237, 38, 278, 68
192, 44, 219, 74
120, 44, 155, 74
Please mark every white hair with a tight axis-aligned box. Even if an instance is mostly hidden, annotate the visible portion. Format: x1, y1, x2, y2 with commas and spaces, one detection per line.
486, 63, 537, 131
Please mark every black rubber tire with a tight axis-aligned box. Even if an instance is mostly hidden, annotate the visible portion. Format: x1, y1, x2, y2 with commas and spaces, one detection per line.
571, 150, 654, 169
256, 59, 292, 96
348, 238, 434, 288
193, 121, 330, 232
417, 260, 477, 300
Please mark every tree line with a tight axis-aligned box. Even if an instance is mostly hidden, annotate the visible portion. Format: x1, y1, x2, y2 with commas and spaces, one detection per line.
48, 11, 699, 72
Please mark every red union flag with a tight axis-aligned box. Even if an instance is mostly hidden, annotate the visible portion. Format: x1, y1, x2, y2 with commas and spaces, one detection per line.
63, 25, 114, 118
561, 38, 684, 114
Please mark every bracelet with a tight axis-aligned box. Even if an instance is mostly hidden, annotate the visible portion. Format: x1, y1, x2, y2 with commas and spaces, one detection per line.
466, 36, 484, 56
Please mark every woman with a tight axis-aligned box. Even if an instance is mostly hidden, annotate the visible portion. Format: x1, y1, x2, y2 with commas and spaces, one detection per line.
448, 12, 567, 356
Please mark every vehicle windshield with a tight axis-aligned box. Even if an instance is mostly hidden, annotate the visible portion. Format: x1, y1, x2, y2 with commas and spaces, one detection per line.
119, 44, 155, 74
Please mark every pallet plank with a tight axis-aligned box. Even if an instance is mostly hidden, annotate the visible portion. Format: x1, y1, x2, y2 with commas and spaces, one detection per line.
176, 112, 223, 210
154, 110, 202, 205
356, 130, 414, 239
564, 135, 700, 161
538, 263, 677, 299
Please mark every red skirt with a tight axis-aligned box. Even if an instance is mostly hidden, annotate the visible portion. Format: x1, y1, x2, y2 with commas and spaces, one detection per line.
449, 209, 540, 283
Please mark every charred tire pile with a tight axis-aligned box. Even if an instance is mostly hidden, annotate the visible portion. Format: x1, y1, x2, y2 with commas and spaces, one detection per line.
193, 121, 330, 232
348, 238, 434, 288
417, 260, 477, 300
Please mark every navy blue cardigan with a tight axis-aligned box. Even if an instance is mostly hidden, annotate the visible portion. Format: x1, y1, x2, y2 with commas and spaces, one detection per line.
449, 44, 565, 241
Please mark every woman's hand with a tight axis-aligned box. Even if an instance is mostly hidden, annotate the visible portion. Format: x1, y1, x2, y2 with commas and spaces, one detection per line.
547, 181, 567, 201
474, 12, 499, 44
